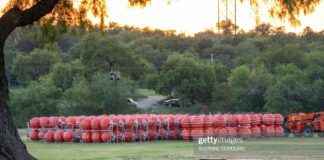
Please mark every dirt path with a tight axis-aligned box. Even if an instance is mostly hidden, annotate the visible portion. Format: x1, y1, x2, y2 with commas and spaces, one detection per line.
137, 95, 164, 109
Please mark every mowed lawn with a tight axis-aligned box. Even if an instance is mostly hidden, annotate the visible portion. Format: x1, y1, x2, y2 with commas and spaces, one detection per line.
22, 135, 324, 160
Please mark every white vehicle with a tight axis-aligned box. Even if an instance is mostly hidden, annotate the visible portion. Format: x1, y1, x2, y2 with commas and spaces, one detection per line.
126, 98, 138, 107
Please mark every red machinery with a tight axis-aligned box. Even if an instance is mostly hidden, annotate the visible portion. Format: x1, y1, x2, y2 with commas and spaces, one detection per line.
284, 112, 324, 137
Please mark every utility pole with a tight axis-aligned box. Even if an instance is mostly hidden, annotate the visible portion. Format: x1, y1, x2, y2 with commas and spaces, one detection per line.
234, 0, 237, 35
105, 57, 120, 114
210, 54, 214, 62
217, 0, 220, 35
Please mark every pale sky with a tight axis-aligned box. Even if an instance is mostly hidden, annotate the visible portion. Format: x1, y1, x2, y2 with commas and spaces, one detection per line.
1, 0, 324, 35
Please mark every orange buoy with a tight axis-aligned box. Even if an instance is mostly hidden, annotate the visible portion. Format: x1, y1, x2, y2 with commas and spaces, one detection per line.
191, 116, 204, 128
218, 127, 227, 138
40, 117, 50, 128
213, 115, 226, 127
204, 127, 214, 137
49, 117, 59, 128
82, 132, 92, 143
66, 117, 76, 129
30, 117, 40, 129
250, 114, 261, 126
274, 114, 284, 125
100, 117, 111, 130
91, 118, 101, 130
227, 127, 237, 138
263, 114, 274, 125
82, 118, 92, 130
181, 128, 191, 140
38, 130, 46, 140
239, 127, 251, 138
274, 125, 284, 137
158, 128, 167, 140
101, 132, 111, 143
91, 132, 102, 143
148, 116, 157, 128
239, 114, 251, 127
44, 131, 54, 142
228, 115, 238, 127
181, 115, 191, 128
54, 131, 64, 142
29, 130, 39, 141
63, 131, 73, 142
251, 126, 261, 138
203, 115, 213, 127
263, 125, 274, 137
191, 128, 204, 140
169, 130, 177, 140
124, 130, 135, 142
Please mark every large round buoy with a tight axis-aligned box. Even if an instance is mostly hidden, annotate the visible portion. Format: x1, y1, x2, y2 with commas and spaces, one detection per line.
218, 127, 227, 138
63, 131, 73, 142
181, 128, 191, 140
38, 130, 46, 140
214, 115, 226, 127
91, 118, 101, 130
239, 127, 251, 138
263, 125, 274, 137
158, 129, 167, 140
227, 127, 237, 138
58, 116, 66, 128
124, 131, 134, 142
76, 116, 85, 126
40, 117, 50, 128
263, 114, 274, 125
82, 118, 92, 130
30, 117, 40, 129
101, 132, 110, 143
203, 115, 213, 127
274, 125, 284, 137
100, 117, 111, 130
204, 127, 214, 137
167, 116, 175, 129
169, 130, 177, 140
191, 128, 204, 140
250, 114, 261, 126
66, 117, 76, 129
115, 130, 125, 142
29, 130, 39, 141
274, 114, 284, 125
148, 116, 157, 128
49, 117, 59, 128
239, 114, 251, 127
54, 131, 64, 142
191, 116, 204, 128
228, 115, 238, 127
92, 132, 102, 143
82, 132, 92, 143
251, 126, 261, 138
181, 116, 191, 128
44, 131, 54, 142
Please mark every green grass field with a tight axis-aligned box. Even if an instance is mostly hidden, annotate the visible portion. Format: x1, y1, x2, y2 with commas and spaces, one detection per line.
23, 136, 324, 160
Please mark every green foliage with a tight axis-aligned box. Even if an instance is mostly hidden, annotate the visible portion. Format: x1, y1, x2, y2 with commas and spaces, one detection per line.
11, 77, 62, 127
59, 73, 140, 115
51, 63, 74, 90
157, 54, 217, 104
11, 47, 61, 85
5, 25, 324, 118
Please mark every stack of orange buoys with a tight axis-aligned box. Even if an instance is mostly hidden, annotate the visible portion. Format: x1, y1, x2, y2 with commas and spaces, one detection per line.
27, 113, 284, 143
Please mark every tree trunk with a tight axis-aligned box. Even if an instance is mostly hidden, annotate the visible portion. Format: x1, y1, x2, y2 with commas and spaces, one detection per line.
0, 1, 59, 159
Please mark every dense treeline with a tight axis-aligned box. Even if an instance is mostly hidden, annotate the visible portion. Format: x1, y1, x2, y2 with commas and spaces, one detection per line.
5, 23, 324, 126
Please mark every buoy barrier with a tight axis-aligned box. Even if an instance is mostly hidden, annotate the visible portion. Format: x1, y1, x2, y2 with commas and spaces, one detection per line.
27, 113, 284, 143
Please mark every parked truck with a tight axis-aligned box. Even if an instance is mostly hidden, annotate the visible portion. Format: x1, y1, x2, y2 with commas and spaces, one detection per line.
283, 112, 324, 137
